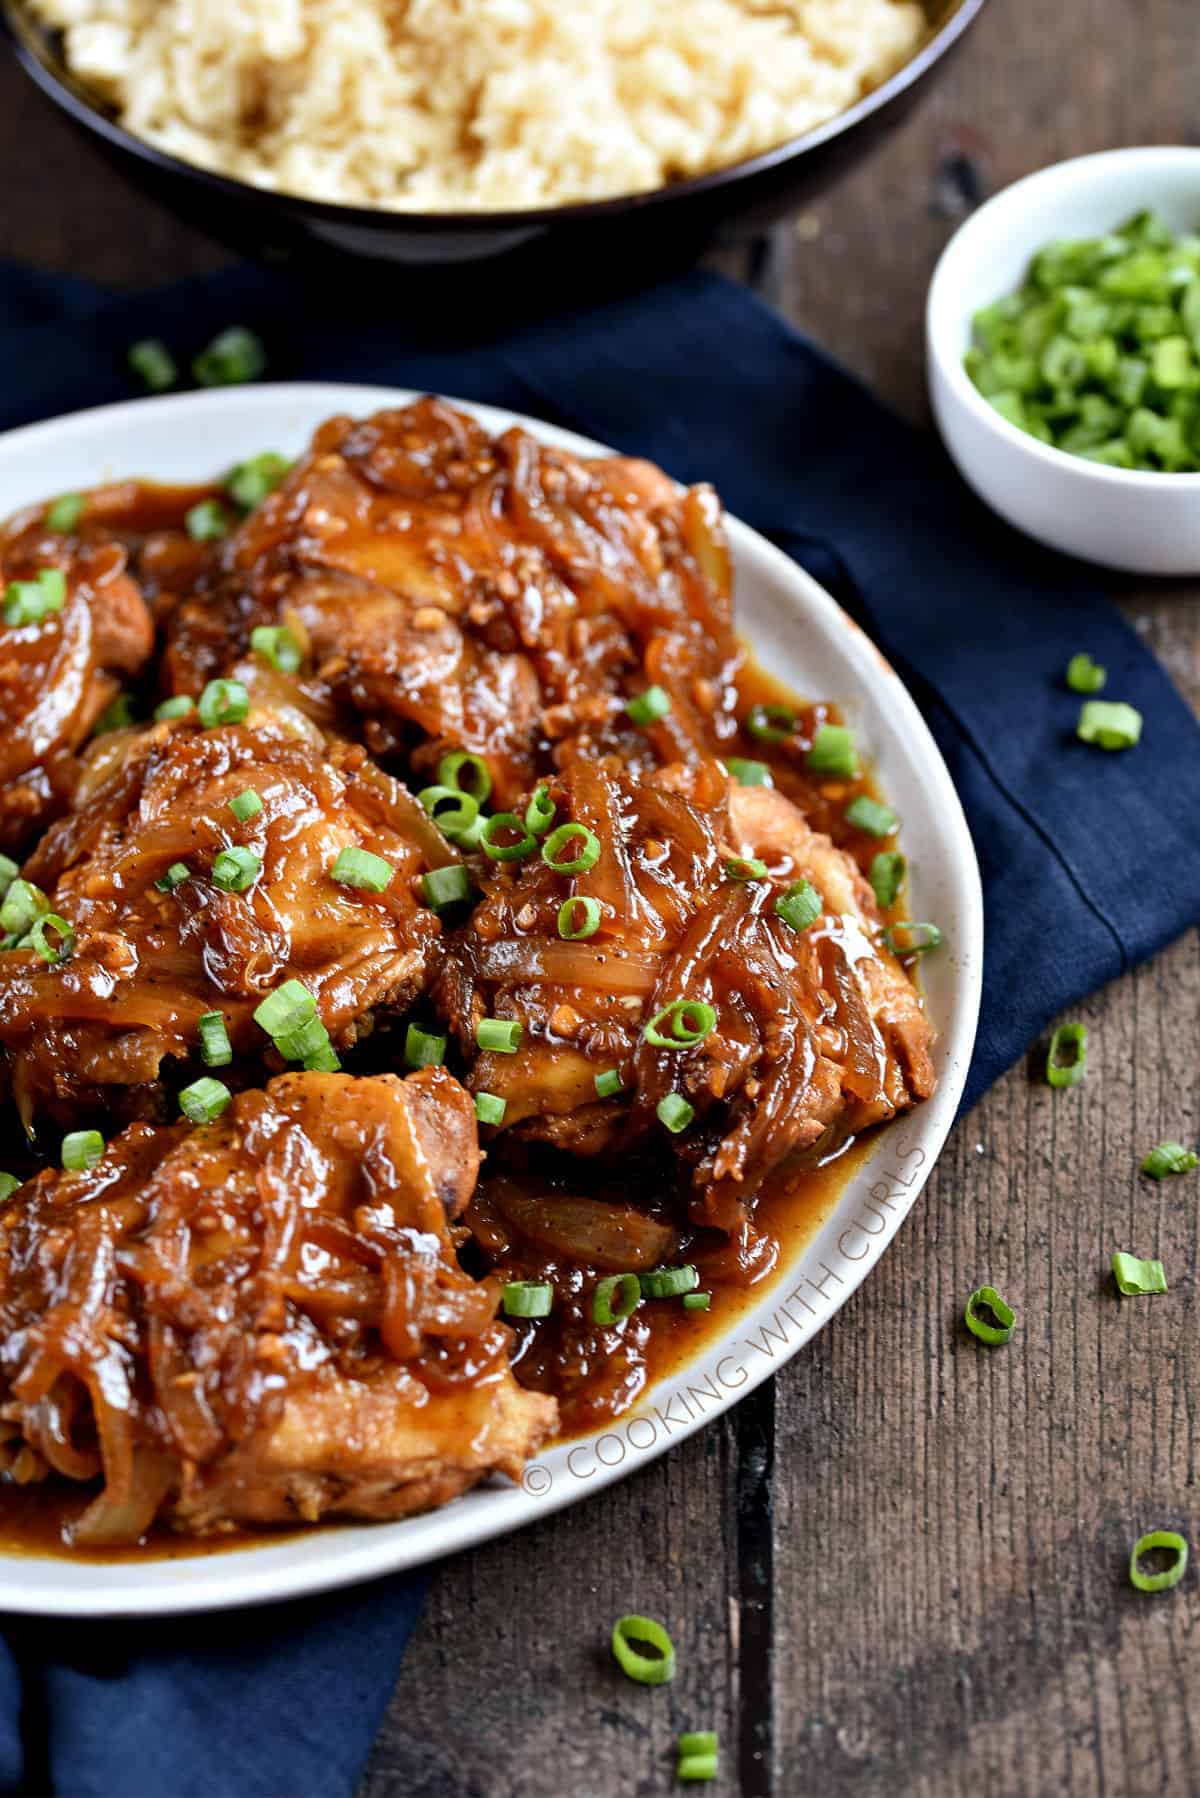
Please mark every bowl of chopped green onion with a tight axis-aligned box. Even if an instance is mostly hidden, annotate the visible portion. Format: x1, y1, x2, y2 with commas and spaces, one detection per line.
927, 147, 1200, 574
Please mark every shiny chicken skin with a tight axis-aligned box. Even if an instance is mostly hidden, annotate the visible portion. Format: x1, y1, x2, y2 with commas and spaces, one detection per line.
164, 399, 740, 804
0, 705, 450, 1136
0, 1068, 556, 1543
436, 758, 935, 1232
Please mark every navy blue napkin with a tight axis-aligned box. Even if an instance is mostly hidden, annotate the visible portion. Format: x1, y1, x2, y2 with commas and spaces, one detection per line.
1, 256, 1198, 1796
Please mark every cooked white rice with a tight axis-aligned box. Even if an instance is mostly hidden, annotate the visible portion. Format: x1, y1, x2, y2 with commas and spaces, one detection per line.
32, 0, 927, 212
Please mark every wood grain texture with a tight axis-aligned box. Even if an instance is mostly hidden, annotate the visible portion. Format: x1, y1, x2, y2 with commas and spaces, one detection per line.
0, 1, 1197, 1791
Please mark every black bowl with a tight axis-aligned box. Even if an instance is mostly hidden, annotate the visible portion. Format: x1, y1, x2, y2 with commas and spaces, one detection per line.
3, 0, 987, 274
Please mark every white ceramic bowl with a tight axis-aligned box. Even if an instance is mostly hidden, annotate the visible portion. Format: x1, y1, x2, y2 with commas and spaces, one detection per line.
0, 385, 982, 1613
927, 146, 1200, 575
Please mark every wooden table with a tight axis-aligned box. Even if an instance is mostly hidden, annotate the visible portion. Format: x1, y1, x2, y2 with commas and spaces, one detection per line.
2, 1, 1197, 1792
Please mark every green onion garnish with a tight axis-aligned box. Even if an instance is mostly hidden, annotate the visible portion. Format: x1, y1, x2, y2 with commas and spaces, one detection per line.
640, 1265, 699, 1298
746, 702, 795, 743
4, 567, 66, 627
250, 624, 303, 674
593, 1273, 642, 1326
331, 846, 394, 893
644, 999, 717, 1050
192, 326, 267, 388
229, 789, 262, 823
774, 880, 822, 933
869, 850, 906, 910
128, 338, 177, 392
477, 1018, 522, 1055
199, 1011, 232, 1068
541, 822, 602, 874
557, 896, 601, 940
1077, 699, 1143, 750
724, 757, 771, 787
404, 1024, 446, 1069
1046, 1021, 1087, 1088
418, 786, 480, 840
475, 1091, 507, 1127
964, 1285, 1016, 1346
226, 452, 290, 510
481, 813, 537, 862
524, 785, 556, 837
274, 1013, 337, 1066
611, 1615, 675, 1685
657, 1093, 694, 1134
1129, 1530, 1188, 1593
253, 978, 317, 1039
62, 1129, 104, 1172
682, 1292, 712, 1312
806, 724, 858, 777
179, 1076, 232, 1125
185, 500, 231, 543
625, 685, 671, 726
197, 678, 249, 728
436, 751, 492, 805
725, 856, 768, 882
212, 846, 260, 892
501, 1280, 552, 1318
883, 921, 943, 956
678, 1732, 719, 1782
0, 878, 47, 936
1066, 652, 1106, 694
92, 693, 136, 735
47, 492, 84, 533
0, 1173, 19, 1202
302, 1042, 341, 1073
421, 864, 471, 911
155, 695, 195, 722
0, 855, 17, 898
1112, 1252, 1167, 1296
845, 795, 898, 837
1142, 1140, 1198, 1179
28, 913, 73, 964
595, 1069, 624, 1099
155, 862, 190, 893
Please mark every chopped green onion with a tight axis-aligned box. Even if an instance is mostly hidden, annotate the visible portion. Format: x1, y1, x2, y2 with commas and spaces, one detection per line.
1141, 1140, 1198, 1179
1129, 1530, 1188, 1593
404, 1024, 446, 1069
883, 921, 943, 956
0, 854, 17, 897
557, 896, 601, 940
1112, 1252, 1167, 1296
155, 862, 190, 893
806, 724, 858, 778
0, 1173, 19, 1202
302, 1042, 341, 1073
595, 1069, 625, 1099
211, 846, 260, 893
774, 879, 822, 933
964, 1285, 1016, 1346
611, 1615, 675, 1685
657, 1093, 695, 1134
197, 678, 249, 728
4, 567, 66, 626
127, 338, 177, 393
477, 1018, 522, 1055
1066, 652, 1107, 694
250, 624, 303, 674
639, 1264, 699, 1298
845, 795, 898, 837
62, 1129, 104, 1172
229, 789, 262, 823
274, 1013, 335, 1065
678, 1732, 719, 1782
678, 1733, 718, 1758
421, 864, 471, 911
644, 999, 717, 1050
0, 878, 47, 936
501, 1280, 552, 1318
436, 752, 492, 804
418, 786, 480, 840
1046, 1021, 1088, 1088
625, 685, 672, 726
869, 850, 906, 910
185, 500, 231, 543
226, 452, 290, 510
481, 812, 537, 862
475, 1091, 508, 1127
155, 695, 195, 722
593, 1273, 642, 1326
192, 326, 267, 387
524, 785, 556, 837
254, 978, 317, 1039
725, 856, 768, 882
331, 846, 394, 893
179, 1076, 232, 1125
746, 702, 795, 743
682, 1292, 712, 1312
92, 693, 136, 735
46, 492, 84, 533
724, 757, 772, 787
28, 913, 73, 964
199, 1011, 232, 1068
1077, 699, 1142, 750
541, 823, 602, 875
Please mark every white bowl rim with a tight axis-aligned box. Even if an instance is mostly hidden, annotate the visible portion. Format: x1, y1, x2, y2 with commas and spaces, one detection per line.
0, 382, 984, 1614
927, 144, 1200, 487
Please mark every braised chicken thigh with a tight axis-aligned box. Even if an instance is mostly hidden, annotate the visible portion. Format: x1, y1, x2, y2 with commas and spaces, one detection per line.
0, 1069, 556, 1542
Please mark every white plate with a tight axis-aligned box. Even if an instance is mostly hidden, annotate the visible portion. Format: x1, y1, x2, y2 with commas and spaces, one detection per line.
0, 385, 983, 1614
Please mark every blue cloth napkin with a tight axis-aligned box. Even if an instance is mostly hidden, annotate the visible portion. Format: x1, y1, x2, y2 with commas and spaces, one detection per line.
1, 256, 1198, 1797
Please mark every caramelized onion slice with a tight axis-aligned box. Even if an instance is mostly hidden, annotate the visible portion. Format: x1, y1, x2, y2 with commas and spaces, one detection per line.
491, 1189, 674, 1272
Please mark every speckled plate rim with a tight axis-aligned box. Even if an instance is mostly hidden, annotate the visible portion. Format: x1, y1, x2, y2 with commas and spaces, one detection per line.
0, 384, 983, 1615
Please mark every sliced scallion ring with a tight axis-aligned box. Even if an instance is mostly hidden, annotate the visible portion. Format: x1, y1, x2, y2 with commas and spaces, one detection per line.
746, 702, 795, 743
421, 864, 471, 910
199, 1011, 232, 1068
806, 723, 858, 777
524, 785, 556, 837
844, 795, 898, 837
179, 1076, 233, 1125
869, 850, 906, 910
1046, 1021, 1087, 1088
644, 999, 717, 1050
1066, 652, 1106, 694
557, 896, 601, 940
61, 1130, 104, 1172
1112, 1252, 1167, 1296
1077, 699, 1142, 750
197, 678, 249, 729
624, 686, 671, 726
593, 1273, 642, 1326
541, 822, 601, 874
404, 1024, 446, 1069
28, 913, 73, 965
724, 757, 771, 787
657, 1093, 694, 1134
774, 880, 822, 933
474, 1091, 507, 1127
1129, 1530, 1188, 1593
501, 1281, 552, 1318
419, 786, 480, 839
331, 846, 394, 892
639, 1264, 699, 1298
477, 1018, 522, 1054
964, 1285, 1016, 1346
481, 812, 538, 862
1142, 1140, 1198, 1179
437, 751, 492, 804
725, 856, 768, 882
250, 624, 303, 674
883, 921, 942, 957
594, 1069, 625, 1099
611, 1615, 675, 1685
